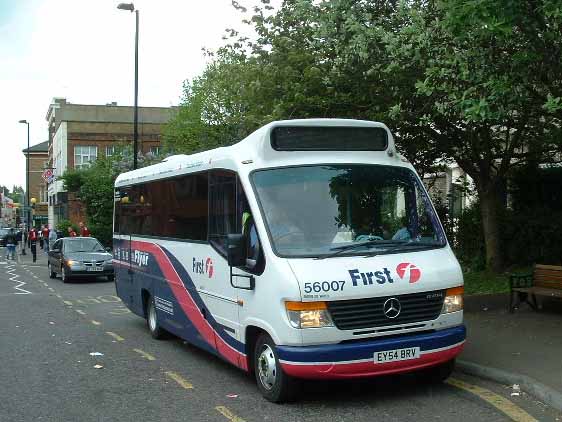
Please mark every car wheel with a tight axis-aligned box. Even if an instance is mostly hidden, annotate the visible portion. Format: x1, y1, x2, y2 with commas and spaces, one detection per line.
254, 333, 298, 403
48, 262, 56, 279
107, 275, 115, 282
61, 266, 71, 283
422, 359, 455, 384
146, 295, 166, 340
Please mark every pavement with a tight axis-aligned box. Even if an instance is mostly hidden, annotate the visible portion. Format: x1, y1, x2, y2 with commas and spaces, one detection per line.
1, 251, 561, 421
461, 294, 562, 412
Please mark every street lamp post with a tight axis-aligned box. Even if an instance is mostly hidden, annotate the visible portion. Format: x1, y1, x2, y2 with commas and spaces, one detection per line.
117, 2, 139, 170
19, 119, 30, 255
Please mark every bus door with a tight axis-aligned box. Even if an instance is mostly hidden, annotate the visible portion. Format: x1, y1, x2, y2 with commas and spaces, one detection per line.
202, 170, 246, 362
114, 187, 136, 312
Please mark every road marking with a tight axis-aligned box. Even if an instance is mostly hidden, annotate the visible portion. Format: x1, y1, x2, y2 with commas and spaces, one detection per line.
133, 348, 156, 361
165, 371, 193, 389
48, 287, 55, 292
106, 331, 124, 341
109, 306, 131, 315
215, 406, 245, 422
6, 264, 32, 294
75, 309, 86, 315
91, 320, 101, 326
447, 378, 538, 422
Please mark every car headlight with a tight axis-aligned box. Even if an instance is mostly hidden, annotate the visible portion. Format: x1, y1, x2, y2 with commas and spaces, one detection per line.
442, 286, 464, 314
285, 301, 334, 329
67, 260, 79, 266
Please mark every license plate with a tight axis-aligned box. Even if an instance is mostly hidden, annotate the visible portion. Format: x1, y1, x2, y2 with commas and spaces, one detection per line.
374, 347, 420, 364
87, 267, 103, 272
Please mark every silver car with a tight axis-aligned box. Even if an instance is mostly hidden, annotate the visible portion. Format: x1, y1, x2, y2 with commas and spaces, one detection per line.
48, 237, 114, 283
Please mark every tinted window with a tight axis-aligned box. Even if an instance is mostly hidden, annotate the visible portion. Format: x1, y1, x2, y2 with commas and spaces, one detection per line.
115, 172, 208, 241
271, 126, 388, 151
209, 170, 237, 251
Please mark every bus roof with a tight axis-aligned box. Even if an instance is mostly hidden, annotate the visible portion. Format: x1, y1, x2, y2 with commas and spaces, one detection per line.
115, 119, 398, 188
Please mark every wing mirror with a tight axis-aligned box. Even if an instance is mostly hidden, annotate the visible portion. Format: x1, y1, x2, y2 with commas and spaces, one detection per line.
226, 234, 247, 267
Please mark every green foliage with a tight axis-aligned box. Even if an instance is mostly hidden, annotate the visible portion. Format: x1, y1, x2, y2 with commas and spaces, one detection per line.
1, 185, 25, 204
455, 204, 486, 271
56, 219, 77, 233
61, 147, 160, 246
463, 270, 510, 295
164, 0, 562, 271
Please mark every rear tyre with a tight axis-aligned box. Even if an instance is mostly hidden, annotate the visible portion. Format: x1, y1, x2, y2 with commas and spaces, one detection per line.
146, 295, 166, 340
107, 275, 115, 282
254, 334, 298, 403
61, 266, 71, 283
423, 359, 455, 384
48, 262, 56, 279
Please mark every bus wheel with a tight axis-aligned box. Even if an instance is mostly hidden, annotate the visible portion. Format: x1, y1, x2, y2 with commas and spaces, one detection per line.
146, 295, 165, 340
254, 334, 298, 403
423, 359, 455, 384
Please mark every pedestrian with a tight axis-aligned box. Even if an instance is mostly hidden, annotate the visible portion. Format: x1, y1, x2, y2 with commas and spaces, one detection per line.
79, 222, 90, 237
5, 228, 18, 260
42, 225, 50, 252
48, 226, 57, 249
29, 226, 39, 263
20, 225, 27, 255
67, 226, 77, 237
39, 225, 45, 250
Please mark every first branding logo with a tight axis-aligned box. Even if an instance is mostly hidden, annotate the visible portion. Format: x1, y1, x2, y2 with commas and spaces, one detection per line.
396, 263, 421, 283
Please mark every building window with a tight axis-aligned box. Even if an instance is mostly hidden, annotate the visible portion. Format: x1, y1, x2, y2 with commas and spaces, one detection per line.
149, 146, 161, 156
106, 146, 115, 157
74, 146, 98, 169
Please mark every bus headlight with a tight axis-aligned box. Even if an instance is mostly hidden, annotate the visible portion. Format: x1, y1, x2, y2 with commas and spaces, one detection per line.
285, 301, 334, 329
442, 286, 464, 314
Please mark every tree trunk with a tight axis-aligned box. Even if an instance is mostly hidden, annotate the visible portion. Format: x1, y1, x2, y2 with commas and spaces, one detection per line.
478, 180, 506, 273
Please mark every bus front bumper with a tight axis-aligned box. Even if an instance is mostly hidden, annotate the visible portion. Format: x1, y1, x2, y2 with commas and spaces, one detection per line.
277, 325, 465, 380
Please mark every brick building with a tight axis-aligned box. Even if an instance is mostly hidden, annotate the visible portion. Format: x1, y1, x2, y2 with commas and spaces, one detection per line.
46, 98, 176, 228
22, 140, 49, 228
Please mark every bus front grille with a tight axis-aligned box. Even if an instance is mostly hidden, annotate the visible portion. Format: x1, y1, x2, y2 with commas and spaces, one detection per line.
327, 290, 445, 331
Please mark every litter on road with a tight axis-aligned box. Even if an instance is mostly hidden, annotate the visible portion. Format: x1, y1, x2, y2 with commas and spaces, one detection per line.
89, 352, 104, 356
93, 364, 104, 369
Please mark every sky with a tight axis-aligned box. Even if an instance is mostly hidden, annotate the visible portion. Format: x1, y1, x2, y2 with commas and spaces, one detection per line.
0, 0, 259, 190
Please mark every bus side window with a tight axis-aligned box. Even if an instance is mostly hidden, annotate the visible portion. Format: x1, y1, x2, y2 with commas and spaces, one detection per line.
239, 181, 264, 274
209, 170, 237, 253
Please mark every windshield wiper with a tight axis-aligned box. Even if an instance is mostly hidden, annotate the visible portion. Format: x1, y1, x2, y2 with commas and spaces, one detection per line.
315, 240, 407, 260
362, 241, 443, 257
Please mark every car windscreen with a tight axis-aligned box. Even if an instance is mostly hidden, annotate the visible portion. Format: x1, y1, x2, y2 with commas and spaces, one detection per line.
251, 164, 446, 258
64, 238, 105, 253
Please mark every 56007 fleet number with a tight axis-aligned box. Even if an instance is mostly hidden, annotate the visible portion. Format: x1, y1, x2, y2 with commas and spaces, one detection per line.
303, 280, 345, 293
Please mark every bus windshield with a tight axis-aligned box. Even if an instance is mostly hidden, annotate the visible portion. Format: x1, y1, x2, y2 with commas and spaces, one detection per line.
252, 164, 446, 258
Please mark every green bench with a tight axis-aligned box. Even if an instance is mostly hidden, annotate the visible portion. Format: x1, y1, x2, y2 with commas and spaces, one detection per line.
509, 264, 562, 312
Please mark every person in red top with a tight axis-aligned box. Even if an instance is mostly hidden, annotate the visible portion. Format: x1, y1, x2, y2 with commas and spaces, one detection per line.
79, 222, 90, 237
42, 225, 50, 252
29, 226, 39, 262
68, 226, 77, 237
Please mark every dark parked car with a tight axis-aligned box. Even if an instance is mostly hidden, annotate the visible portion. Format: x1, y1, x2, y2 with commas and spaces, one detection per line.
48, 237, 114, 283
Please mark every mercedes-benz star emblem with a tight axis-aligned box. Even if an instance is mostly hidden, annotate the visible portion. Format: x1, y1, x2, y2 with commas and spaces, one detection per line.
383, 298, 401, 319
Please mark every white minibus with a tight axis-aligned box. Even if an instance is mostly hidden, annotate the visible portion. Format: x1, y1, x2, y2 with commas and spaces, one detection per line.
113, 119, 465, 402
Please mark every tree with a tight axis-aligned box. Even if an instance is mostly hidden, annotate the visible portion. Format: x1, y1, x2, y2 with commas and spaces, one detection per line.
383, 0, 562, 271
165, 0, 562, 271
61, 148, 160, 245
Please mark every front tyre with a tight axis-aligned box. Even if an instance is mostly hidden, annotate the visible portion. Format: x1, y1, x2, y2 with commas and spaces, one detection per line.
61, 266, 71, 283
146, 296, 166, 340
48, 262, 56, 279
423, 359, 455, 384
254, 334, 298, 403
